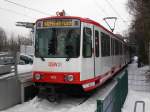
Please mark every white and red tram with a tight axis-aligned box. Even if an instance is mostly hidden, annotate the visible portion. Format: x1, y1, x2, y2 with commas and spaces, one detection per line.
32, 15, 129, 93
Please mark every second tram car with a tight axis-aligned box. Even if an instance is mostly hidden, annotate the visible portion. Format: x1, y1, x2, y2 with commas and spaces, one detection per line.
32, 14, 129, 95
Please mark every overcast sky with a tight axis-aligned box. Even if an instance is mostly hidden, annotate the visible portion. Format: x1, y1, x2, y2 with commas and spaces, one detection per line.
0, 0, 131, 37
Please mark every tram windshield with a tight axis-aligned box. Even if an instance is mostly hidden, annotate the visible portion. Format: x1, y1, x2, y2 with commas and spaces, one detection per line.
35, 28, 80, 58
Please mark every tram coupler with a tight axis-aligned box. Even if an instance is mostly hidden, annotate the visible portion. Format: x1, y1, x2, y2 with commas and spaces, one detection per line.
37, 86, 61, 103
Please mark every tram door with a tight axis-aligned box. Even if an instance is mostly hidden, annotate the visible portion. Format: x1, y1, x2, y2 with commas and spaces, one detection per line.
81, 23, 95, 80
94, 26, 101, 77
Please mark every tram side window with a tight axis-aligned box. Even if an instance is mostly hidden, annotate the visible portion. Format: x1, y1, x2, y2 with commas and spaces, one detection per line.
117, 42, 122, 55
95, 30, 99, 57
83, 27, 92, 58
101, 32, 110, 57
115, 39, 119, 55
119, 43, 123, 55
111, 38, 115, 56
123, 44, 125, 55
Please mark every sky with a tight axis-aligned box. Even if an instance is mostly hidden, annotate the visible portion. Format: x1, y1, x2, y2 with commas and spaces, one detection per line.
0, 0, 132, 37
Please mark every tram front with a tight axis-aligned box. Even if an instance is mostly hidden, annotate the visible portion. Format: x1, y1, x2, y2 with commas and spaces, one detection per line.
32, 17, 83, 90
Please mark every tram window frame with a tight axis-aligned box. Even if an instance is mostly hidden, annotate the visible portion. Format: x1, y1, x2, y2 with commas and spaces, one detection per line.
95, 30, 99, 57
83, 27, 92, 58
101, 32, 110, 57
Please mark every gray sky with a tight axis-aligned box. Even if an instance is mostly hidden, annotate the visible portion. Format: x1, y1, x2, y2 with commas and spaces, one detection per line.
0, 0, 131, 37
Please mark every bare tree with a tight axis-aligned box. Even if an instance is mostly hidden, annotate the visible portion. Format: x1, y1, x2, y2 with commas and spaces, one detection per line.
0, 27, 7, 51
7, 33, 19, 52
127, 0, 150, 64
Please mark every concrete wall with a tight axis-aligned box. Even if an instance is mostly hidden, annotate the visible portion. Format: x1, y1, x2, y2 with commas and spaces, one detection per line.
0, 76, 21, 110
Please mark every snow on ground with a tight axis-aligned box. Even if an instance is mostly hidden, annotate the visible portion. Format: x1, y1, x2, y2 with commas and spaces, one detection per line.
17, 64, 32, 74
122, 90, 150, 112
17, 64, 33, 82
122, 61, 150, 112
128, 62, 150, 91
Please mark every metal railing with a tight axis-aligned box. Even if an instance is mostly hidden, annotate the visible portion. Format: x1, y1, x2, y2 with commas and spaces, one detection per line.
0, 52, 18, 76
96, 69, 128, 112
134, 101, 145, 112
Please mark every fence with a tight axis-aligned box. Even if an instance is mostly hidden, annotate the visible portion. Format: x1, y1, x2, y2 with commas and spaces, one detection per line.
0, 52, 18, 75
96, 69, 128, 112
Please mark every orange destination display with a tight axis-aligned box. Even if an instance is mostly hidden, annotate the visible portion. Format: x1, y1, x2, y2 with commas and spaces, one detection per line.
43, 19, 72, 27
36, 19, 80, 28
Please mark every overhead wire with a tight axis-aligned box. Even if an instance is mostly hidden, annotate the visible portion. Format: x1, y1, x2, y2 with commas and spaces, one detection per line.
2, 0, 131, 33
105, 0, 128, 25
91, 0, 115, 31
93, 0, 110, 17
4, 0, 51, 16
0, 6, 36, 19
92, 0, 119, 32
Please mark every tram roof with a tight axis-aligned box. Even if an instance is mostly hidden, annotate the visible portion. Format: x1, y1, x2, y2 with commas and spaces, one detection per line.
36, 16, 125, 43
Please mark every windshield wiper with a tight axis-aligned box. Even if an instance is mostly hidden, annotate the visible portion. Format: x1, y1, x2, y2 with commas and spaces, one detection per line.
66, 57, 71, 61
40, 56, 45, 61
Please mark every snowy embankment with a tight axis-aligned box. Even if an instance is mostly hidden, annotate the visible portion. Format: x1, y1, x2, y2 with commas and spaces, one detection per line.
122, 62, 150, 112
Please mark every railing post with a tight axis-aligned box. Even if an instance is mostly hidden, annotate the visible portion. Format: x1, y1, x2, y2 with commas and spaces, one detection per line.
134, 101, 145, 112
12, 51, 19, 79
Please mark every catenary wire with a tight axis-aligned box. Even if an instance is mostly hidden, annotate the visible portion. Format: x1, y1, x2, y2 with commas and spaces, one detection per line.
105, 0, 128, 25
0, 6, 36, 19
4, 0, 51, 16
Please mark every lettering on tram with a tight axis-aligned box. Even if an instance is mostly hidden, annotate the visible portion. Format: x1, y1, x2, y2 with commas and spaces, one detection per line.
43, 20, 72, 27
36, 19, 80, 28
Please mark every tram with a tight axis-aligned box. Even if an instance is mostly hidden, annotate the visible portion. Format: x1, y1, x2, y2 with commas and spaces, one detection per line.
32, 11, 129, 97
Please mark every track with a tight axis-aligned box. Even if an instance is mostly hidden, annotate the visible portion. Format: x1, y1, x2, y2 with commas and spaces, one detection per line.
40, 93, 91, 106
78, 96, 90, 105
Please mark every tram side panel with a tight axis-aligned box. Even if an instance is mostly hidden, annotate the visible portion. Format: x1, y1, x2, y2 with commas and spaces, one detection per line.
94, 25, 103, 78
80, 22, 95, 81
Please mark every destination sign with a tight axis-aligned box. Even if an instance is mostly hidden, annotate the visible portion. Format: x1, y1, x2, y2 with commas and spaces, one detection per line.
36, 19, 80, 28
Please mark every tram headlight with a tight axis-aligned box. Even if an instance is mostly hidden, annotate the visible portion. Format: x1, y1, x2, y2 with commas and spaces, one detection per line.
64, 75, 74, 82
34, 73, 41, 80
